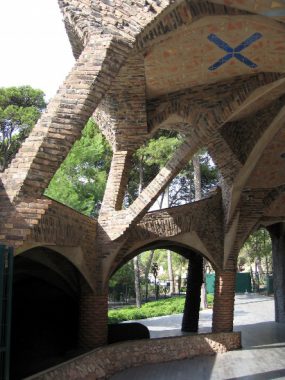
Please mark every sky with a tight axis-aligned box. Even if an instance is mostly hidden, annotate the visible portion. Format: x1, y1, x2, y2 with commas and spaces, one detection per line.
0, 0, 75, 101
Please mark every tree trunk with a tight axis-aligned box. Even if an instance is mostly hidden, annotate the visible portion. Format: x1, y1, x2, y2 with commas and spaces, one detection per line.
193, 153, 207, 308
163, 186, 174, 296
133, 255, 141, 308
250, 264, 256, 291
192, 154, 202, 201
133, 158, 144, 307
167, 249, 175, 294
138, 159, 144, 195
144, 250, 154, 301
201, 258, 208, 309
265, 256, 269, 275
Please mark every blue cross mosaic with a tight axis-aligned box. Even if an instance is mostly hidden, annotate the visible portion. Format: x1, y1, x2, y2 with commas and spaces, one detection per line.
208, 32, 263, 71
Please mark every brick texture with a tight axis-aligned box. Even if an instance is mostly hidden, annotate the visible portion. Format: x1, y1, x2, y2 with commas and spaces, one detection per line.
28, 332, 241, 380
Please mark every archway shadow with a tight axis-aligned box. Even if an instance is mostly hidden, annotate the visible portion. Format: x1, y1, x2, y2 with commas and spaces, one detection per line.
10, 247, 87, 380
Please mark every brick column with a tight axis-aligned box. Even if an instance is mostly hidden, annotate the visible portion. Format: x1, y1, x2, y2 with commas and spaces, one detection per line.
268, 223, 285, 323
212, 269, 236, 333
79, 283, 108, 349
100, 150, 132, 214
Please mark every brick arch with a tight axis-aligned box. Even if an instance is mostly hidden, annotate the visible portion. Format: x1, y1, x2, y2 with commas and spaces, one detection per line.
59, 0, 170, 46
14, 246, 85, 298
0, 196, 99, 289
147, 73, 282, 133
263, 185, 285, 217
208, 78, 285, 183
105, 192, 224, 283
16, 243, 94, 291
111, 237, 217, 281
228, 104, 285, 223
216, 102, 285, 269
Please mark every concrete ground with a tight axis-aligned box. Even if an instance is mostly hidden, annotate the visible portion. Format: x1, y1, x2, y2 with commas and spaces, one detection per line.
111, 294, 285, 380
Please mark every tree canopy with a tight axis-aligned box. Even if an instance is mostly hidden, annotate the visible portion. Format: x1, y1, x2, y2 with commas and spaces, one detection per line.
127, 130, 218, 207
0, 86, 46, 171
45, 118, 112, 216
239, 228, 272, 274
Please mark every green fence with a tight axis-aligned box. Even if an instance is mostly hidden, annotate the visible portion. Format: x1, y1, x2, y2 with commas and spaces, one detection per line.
206, 273, 215, 294
0, 245, 14, 380
266, 275, 273, 294
206, 272, 252, 294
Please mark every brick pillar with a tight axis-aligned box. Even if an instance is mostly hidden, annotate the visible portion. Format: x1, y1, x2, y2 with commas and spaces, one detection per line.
268, 223, 285, 323
100, 150, 132, 214
212, 269, 236, 333
79, 283, 108, 349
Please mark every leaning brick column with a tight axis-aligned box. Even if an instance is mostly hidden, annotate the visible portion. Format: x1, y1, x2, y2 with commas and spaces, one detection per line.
182, 253, 203, 332
1, 35, 131, 202
100, 150, 132, 214
79, 283, 108, 349
212, 269, 236, 333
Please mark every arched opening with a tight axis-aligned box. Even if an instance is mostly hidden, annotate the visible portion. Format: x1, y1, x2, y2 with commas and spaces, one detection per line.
125, 132, 218, 210
108, 240, 215, 341
10, 247, 85, 380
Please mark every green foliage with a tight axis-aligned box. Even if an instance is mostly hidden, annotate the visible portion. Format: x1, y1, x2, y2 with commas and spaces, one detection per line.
127, 131, 218, 206
45, 118, 112, 216
243, 229, 271, 261
0, 86, 46, 109
168, 150, 218, 206
239, 228, 272, 275
140, 249, 187, 282
108, 294, 214, 323
109, 262, 135, 301
136, 134, 181, 168
127, 131, 181, 203
0, 86, 46, 171
108, 297, 186, 323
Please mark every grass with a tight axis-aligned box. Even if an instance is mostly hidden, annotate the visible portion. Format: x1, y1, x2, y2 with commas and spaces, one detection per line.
108, 294, 214, 324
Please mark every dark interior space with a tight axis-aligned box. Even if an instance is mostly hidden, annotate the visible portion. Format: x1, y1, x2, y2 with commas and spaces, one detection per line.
10, 249, 81, 380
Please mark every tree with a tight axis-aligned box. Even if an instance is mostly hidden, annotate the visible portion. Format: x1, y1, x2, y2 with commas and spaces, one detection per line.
0, 86, 46, 171
109, 262, 135, 302
140, 250, 154, 301
151, 262, 159, 300
193, 152, 208, 309
240, 228, 272, 290
127, 131, 181, 203
167, 150, 218, 206
193, 154, 202, 200
133, 255, 142, 307
45, 118, 112, 216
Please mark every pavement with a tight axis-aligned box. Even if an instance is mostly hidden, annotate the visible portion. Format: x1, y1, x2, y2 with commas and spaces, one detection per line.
111, 294, 285, 380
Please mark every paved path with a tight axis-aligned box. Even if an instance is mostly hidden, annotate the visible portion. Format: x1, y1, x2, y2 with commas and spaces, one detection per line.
111, 294, 285, 380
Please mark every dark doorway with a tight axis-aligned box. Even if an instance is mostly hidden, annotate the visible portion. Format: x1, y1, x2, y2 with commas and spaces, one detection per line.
10, 248, 81, 379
